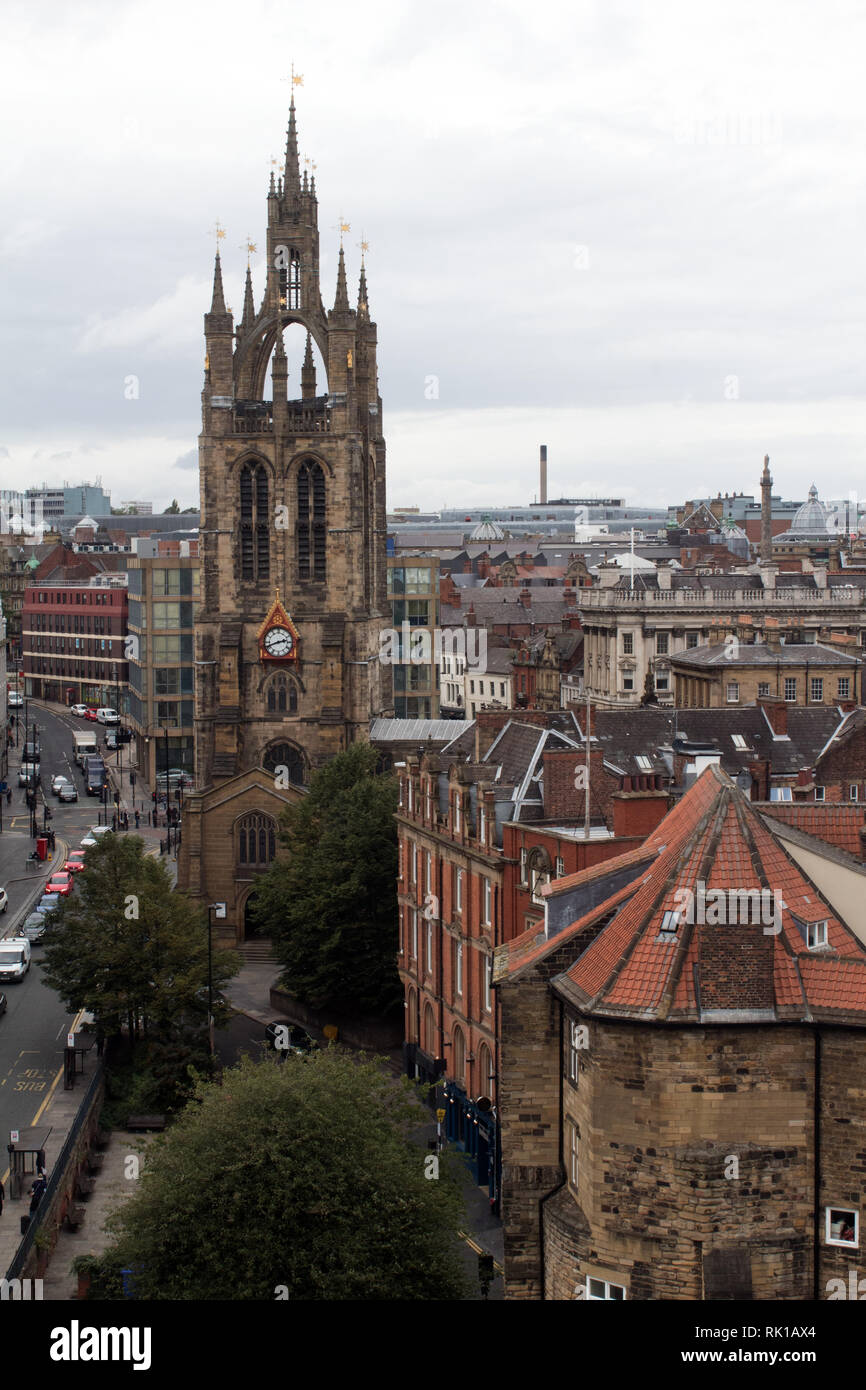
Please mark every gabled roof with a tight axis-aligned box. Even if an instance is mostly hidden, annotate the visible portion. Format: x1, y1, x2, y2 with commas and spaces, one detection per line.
498, 765, 866, 1026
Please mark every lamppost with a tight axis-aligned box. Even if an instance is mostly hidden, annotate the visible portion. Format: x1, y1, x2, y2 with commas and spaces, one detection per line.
207, 903, 226, 1063
161, 725, 170, 849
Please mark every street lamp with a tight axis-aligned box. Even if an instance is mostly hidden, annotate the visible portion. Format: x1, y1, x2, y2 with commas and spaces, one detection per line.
207, 903, 226, 1062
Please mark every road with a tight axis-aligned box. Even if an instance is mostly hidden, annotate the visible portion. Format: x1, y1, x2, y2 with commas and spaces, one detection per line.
0, 702, 121, 1184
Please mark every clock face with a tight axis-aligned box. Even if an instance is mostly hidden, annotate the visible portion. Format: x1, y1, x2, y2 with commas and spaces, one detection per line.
264, 626, 294, 658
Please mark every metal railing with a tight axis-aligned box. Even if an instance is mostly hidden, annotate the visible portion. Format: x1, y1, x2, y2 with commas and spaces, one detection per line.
5, 1063, 104, 1282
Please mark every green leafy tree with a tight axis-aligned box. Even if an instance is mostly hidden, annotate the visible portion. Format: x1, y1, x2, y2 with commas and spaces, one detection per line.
252, 743, 400, 1013
99, 1051, 469, 1300
162, 499, 181, 514
41, 835, 239, 1043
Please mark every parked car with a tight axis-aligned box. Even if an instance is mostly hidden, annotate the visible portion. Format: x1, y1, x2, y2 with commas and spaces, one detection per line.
46, 872, 73, 896
23, 740, 40, 762
22, 913, 47, 944
104, 731, 119, 751
96, 708, 119, 724
18, 763, 39, 787
264, 1021, 320, 1056
58, 782, 78, 803
8, 692, 23, 708
84, 708, 99, 722
0, 938, 31, 982
36, 894, 59, 914
0, 888, 7, 914
69, 703, 89, 717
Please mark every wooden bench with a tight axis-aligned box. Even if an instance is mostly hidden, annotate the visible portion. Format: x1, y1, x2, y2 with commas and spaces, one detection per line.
126, 1114, 166, 1132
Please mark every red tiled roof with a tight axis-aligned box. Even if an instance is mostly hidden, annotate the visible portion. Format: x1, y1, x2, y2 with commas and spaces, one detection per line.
516, 764, 866, 1025
755, 803, 865, 859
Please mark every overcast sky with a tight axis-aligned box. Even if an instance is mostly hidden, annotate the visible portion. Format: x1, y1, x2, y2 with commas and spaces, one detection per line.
1, 0, 865, 513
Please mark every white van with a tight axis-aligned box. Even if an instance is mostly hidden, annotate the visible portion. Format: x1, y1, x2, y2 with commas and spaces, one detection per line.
73, 732, 98, 767
96, 708, 119, 724
0, 937, 31, 982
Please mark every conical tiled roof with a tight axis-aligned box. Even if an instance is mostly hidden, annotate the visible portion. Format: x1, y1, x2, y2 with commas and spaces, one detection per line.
498, 765, 866, 1026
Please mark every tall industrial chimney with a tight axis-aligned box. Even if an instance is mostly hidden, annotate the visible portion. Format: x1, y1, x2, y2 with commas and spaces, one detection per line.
539, 445, 548, 505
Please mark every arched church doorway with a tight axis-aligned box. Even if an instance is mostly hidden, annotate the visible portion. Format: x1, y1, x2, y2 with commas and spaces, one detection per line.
244, 890, 265, 942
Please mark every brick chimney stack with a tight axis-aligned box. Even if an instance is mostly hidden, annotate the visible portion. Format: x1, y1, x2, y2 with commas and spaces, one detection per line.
539, 444, 547, 505
759, 699, 788, 736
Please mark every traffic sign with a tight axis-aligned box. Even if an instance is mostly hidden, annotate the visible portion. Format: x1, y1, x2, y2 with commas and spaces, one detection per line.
436, 1108, 446, 1123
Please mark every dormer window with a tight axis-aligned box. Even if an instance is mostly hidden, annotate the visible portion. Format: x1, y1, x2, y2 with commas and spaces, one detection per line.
806, 920, 828, 950
635, 755, 653, 772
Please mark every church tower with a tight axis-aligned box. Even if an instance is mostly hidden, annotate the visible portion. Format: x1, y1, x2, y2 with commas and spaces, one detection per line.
178, 92, 392, 941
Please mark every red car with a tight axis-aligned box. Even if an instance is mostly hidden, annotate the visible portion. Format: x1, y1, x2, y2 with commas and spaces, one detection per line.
84, 708, 99, 722
64, 855, 86, 874
46, 872, 73, 896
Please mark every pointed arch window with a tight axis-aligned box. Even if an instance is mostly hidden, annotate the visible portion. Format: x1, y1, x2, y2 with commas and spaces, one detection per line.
266, 673, 298, 714
279, 249, 301, 311
236, 812, 277, 867
263, 741, 306, 785
239, 462, 271, 583
297, 460, 326, 582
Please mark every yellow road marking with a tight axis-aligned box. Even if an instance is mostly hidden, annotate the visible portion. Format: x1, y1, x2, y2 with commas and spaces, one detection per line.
457, 1229, 503, 1274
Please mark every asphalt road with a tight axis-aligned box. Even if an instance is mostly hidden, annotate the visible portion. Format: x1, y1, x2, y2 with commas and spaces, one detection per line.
0, 702, 116, 1182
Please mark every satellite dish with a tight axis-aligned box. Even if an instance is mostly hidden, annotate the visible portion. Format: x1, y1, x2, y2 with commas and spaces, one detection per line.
474, 1095, 492, 1113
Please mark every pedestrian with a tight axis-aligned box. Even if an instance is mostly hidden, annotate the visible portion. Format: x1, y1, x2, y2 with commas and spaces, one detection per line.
5, 787, 10, 807
29, 1173, 47, 1215
0, 1176, 4, 1216
36, 1149, 46, 1176
111, 813, 117, 832
134, 809, 140, 829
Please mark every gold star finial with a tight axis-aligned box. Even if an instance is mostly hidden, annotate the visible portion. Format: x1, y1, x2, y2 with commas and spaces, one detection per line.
240, 237, 257, 264
335, 215, 350, 244
358, 234, 369, 261
213, 219, 226, 248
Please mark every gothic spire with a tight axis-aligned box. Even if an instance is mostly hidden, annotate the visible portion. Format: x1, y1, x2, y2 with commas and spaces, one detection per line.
301, 331, 317, 399
284, 93, 301, 197
209, 252, 226, 314
241, 265, 255, 331
332, 244, 350, 314
357, 260, 369, 323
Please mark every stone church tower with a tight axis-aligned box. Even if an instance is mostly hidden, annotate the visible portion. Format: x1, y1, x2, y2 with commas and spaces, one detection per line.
177, 94, 392, 941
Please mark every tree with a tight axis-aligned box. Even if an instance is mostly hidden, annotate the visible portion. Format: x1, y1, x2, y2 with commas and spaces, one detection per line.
180, 506, 197, 514
100, 1051, 469, 1300
252, 743, 400, 1013
162, 499, 180, 514
40, 835, 239, 1043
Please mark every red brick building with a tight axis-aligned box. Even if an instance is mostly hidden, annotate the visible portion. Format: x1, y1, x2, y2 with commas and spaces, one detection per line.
396, 707, 670, 1202
23, 573, 129, 708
